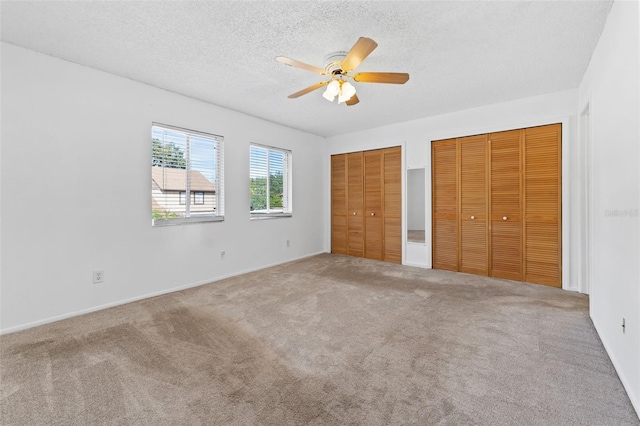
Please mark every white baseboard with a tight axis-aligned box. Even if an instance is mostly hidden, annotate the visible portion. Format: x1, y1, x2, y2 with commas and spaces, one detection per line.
0, 251, 326, 336
403, 261, 431, 269
591, 317, 640, 419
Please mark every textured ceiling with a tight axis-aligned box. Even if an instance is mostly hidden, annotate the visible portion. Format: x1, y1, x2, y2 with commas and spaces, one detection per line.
1, 1, 612, 137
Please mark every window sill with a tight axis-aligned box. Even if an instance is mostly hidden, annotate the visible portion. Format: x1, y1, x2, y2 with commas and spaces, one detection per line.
152, 216, 224, 226
250, 213, 292, 220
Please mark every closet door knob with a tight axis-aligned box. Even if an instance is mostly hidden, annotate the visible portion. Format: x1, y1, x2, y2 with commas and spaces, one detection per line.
503, 216, 508, 221
470, 215, 475, 220
353, 212, 357, 216
370, 212, 376, 216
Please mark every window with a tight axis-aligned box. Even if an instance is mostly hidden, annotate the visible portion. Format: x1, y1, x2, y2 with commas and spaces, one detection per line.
152, 123, 224, 226
250, 143, 292, 218
194, 191, 204, 205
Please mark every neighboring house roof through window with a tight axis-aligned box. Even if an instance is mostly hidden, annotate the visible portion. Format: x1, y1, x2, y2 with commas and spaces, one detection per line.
151, 166, 216, 192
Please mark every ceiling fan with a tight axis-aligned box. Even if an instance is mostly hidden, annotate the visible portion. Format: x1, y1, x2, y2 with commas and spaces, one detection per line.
276, 37, 410, 106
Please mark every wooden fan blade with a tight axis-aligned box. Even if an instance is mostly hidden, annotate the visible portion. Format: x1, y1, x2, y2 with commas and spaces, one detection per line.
345, 94, 360, 106
341, 37, 378, 73
353, 72, 410, 84
276, 56, 326, 75
288, 81, 328, 98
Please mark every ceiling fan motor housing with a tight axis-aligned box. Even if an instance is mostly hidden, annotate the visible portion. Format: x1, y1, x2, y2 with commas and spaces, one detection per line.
324, 51, 348, 75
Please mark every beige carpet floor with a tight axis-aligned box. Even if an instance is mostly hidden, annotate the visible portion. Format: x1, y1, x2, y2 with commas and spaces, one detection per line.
1, 253, 638, 425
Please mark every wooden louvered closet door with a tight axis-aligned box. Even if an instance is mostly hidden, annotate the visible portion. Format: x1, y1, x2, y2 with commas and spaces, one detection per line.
459, 135, 488, 275
347, 152, 364, 257
364, 150, 384, 260
432, 123, 561, 287
432, 139, 458, 271
331, 147, 402, 264
331, 155, 347, 255
523, 124, 562, 287
489, 129, 522, 281
383, 147, 402, 263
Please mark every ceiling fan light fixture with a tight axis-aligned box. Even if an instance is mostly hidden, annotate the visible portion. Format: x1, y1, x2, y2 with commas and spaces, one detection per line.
323, 79, 340, 101
337, 81, 356, 104
322, 91, 336, 102
342, 81, 356, 99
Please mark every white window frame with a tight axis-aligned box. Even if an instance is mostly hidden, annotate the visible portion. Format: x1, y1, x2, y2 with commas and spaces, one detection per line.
250, 143, 292, 219
152, 123, 224, 226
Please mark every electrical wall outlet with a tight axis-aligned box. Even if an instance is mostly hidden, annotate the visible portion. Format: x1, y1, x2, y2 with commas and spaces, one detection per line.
93, 270, 104, 284
220, 250, 226, 259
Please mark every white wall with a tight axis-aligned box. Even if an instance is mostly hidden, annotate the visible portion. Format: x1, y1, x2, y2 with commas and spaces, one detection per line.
578, 0, 640, 415
326, 89, 579, 290
0, 43, 327, 333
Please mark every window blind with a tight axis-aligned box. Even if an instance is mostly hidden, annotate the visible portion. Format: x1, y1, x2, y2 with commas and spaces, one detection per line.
250, 143, 292, 218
